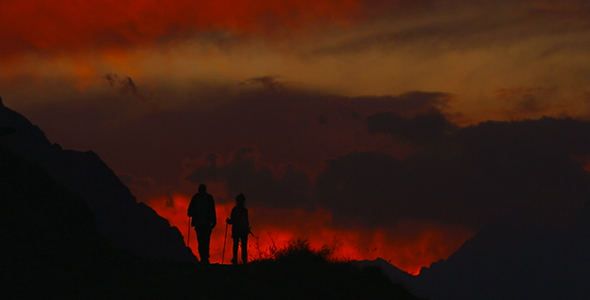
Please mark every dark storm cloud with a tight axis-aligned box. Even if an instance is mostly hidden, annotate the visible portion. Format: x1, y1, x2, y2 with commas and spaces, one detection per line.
493, 87, 556, 118
339, 91, 451, 116
317, 115, 590, 229
104, 73, 160, 111
514, 97, 545, 113
185, 148, 314, 209
242, 76, 286, 91
15, 81, 590, 230
15, 83, 459, 227
367, 110, 457, 146
142, 88, 449, 208
315, 151, 411, 227
20, 84, 448, 198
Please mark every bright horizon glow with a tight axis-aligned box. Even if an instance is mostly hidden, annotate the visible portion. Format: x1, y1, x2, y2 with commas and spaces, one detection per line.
149, 194, 474, 275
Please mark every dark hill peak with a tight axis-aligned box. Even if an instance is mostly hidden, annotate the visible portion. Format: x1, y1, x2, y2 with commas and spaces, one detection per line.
414, 225, 589, 299
0, 99, 195, 262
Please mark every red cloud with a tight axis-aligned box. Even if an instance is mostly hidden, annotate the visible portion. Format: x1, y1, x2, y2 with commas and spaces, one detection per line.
0, 0, 362, 56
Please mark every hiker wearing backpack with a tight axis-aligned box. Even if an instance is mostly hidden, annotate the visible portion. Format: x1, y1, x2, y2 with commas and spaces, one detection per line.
226, 193, 250, 264
187, 184, 217, 264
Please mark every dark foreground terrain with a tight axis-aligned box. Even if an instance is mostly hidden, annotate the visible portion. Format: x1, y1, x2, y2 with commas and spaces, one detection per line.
3, 248, 421, 300
0, 139, 420, 300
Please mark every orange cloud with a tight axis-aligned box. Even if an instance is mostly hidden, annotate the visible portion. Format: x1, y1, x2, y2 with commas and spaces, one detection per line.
148, 193, 473, 274
0, 0, 362, 56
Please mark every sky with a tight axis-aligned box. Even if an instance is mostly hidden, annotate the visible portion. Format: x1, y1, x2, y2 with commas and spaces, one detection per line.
2, 0, 590, 274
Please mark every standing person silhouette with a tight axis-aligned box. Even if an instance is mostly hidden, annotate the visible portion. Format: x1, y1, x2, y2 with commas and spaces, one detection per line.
187, 184, 216, 264
226, 193, 250, 264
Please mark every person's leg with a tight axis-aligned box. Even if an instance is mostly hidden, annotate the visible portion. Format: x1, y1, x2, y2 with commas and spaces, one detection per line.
232, 237, 239, 264
203, 227, 212, 263
241, 234, 248, 264
196, 227, 212, 263
194, 228, 202, 262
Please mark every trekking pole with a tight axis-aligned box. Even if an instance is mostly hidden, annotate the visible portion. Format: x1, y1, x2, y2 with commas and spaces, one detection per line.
222, 222, 229, 264
187, 217, 191, 247
248, 226, 257, 239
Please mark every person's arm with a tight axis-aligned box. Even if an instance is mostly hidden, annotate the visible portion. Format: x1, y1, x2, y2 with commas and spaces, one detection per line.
226, 208, 234, 224
187, 195, 194, 217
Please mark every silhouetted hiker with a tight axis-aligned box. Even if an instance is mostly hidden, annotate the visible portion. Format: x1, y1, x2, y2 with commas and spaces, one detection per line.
187, 184, 216, 264
226, 193, 250, 264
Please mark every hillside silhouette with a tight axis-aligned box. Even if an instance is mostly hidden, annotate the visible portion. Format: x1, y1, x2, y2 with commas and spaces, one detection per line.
360, 221, 590, 300
0, 99, 422, 299
0, 98, 194, 262
416, 223, 590, 300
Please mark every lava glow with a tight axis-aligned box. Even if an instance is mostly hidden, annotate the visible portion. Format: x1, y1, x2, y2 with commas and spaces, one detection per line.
148, 194, 474, 274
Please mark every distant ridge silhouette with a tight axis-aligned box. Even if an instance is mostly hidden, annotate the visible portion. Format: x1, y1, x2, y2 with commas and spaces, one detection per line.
355, 220, 590, 300
351, 258, 415, 287
0, 98, 195, 262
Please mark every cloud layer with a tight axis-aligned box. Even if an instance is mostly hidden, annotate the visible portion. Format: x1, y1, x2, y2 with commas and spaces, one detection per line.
0, 0, 364, 56
318, 115, 590, 228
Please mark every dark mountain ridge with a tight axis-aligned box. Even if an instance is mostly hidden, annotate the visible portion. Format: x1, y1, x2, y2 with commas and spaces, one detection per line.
0, 138, 103, 298
357, 217, 590, 300
0, 97, 194, 262
417, 225, 583, 299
